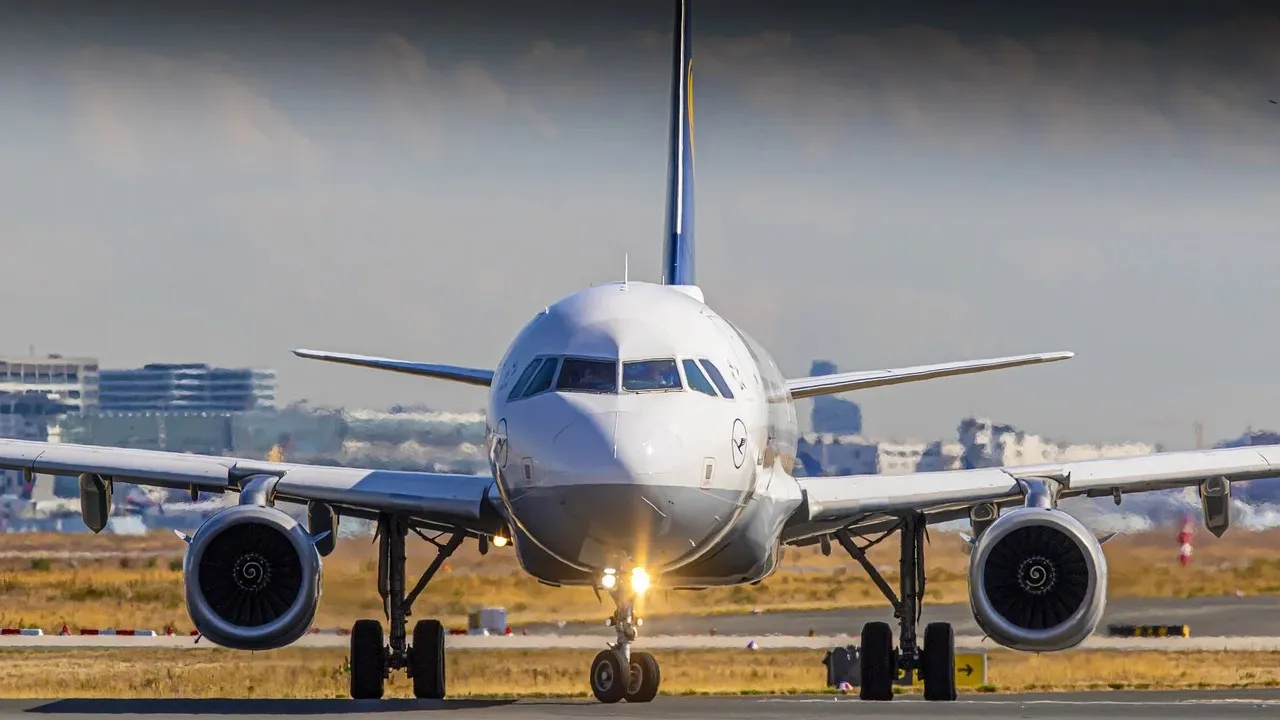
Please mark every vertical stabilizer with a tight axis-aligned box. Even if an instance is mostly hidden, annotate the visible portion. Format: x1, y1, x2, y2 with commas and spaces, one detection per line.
661, 0, 696, 287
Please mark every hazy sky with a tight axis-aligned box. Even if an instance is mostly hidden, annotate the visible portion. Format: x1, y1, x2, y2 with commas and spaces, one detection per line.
1, 1, 1278, 449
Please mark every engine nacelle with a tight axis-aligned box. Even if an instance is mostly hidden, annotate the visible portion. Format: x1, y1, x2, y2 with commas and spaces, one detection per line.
183, 504, 322, 650
968, 507, 1107, 652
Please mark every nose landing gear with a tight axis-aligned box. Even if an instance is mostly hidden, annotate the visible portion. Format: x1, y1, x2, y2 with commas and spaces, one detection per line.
589, 570, 661, 703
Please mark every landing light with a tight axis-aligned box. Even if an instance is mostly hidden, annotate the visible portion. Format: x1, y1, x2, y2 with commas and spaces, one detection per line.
492, 535, 509, 548
601, 569, 618, 590
631, 567, 650, 594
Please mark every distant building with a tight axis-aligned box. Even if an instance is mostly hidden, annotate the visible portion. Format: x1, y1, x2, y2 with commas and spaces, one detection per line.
98, 363, 276, 412
796, 416, 1158, 480
808, 360, 863, 435
957, 417, 1158, 468
1214, 429, 1280, 503
57, 411, 235, 455
0, 391, 74, 497
796, 433, 965, 476
0, 354, 99, 412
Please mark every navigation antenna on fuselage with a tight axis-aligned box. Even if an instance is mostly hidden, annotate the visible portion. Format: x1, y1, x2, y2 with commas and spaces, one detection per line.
624, 253, 629, 287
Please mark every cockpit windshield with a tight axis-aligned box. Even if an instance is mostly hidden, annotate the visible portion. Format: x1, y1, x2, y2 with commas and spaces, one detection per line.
622, 359, 682, 392
682, 359, 718, 397
505, 355, 741, 401
555, 358, 618, 393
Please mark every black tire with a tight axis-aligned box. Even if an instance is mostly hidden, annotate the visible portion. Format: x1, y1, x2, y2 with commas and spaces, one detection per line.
349, 619, 386, 700
859, 621, 895, 701
922, 622, 958, 701
589, 649, 627, 704
411, 619, 447, 700
624, 651, 661, 703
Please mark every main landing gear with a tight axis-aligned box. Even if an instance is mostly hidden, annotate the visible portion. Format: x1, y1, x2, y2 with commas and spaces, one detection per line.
833, 511, 957, 702
349, 513, 464, 701
589, 569, 661, 704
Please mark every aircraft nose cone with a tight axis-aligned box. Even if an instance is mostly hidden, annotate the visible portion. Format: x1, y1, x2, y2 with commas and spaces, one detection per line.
613, 411, 683, 478
551, 411, 683, 482
506, 409, 723, 571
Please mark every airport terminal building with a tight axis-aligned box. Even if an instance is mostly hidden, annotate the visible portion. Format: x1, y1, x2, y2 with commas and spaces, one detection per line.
98, 363, 277, 412
0, 354, 100, 412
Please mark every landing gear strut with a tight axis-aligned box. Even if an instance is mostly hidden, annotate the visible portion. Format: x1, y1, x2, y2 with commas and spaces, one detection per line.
349, 513, 464, 700
835, 511, 957, 702
589, 572, 661, 703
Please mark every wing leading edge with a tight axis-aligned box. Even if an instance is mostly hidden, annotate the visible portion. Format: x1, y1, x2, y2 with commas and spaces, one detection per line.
293, 349, 494, 387
786, 444, 1280, 542
785, 351, 1074, 399
0, 439, 503, 533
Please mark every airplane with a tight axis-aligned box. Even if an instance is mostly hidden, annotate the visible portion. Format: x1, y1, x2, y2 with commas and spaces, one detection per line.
0, 0, 1275, 705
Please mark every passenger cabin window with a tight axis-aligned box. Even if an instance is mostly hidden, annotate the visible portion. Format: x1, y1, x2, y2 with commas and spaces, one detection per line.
556, 358, 618, 393
507, 358, 546, 401
623, 359, 682, 392
522, 357, 559, 397
682, 359, 718, 397
698, 359, 735, 399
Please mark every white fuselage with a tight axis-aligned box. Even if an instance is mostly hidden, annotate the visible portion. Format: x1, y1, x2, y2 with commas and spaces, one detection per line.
483, 281, 802, 587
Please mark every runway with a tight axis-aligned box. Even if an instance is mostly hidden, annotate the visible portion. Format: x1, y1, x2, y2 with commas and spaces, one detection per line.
4, 631, 1280, 651
4, 595, 1280, 651
526, 595, 1280, 638
5, 691, 1280, 719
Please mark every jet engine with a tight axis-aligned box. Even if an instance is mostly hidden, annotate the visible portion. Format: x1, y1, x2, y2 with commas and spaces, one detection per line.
183, 504, 322, 650
967, 507, 1107, 652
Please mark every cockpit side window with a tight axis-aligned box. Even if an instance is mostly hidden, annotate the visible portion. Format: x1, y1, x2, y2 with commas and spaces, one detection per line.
623, 358, 683, 392
555, 358, 618, 393
682, 359, 718, 397
522, 357, 560, 397
698, 359, 735, 399
506, 358, 545, 401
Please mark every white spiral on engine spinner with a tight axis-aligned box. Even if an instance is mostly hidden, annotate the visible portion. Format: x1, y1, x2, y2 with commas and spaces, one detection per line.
1017, 555, 1055, 595
233, 553, 270, 592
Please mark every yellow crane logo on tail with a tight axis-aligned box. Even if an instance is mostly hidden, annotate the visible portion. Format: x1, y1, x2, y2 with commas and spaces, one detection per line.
687, 58, 695, 167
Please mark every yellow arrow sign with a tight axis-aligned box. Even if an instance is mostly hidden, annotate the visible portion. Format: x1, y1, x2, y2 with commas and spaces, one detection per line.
894, 650, 988, 688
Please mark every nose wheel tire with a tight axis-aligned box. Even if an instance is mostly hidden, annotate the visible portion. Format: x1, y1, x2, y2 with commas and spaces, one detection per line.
410, 619, 447, 700
624, 651, 661, 703
590, 650, 628, 703
922, 622, 957, 701
349, 619, 387, 700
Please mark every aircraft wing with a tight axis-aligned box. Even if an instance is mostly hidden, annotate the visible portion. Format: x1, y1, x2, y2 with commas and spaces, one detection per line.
784, 444, 1280, 543
785, 351, 1074, 399
0, 439, 503, 534
293, 349, 494, 387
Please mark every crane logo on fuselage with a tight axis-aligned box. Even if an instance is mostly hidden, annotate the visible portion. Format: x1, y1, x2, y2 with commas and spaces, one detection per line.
731, 419, 748, 469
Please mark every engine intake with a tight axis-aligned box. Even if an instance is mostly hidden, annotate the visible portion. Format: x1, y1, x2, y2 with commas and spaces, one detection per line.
183, 504, 322, 650
968, 507, 1106, 652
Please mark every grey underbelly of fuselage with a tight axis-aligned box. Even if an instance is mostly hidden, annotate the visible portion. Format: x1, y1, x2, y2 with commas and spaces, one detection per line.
505, 483, 797, 589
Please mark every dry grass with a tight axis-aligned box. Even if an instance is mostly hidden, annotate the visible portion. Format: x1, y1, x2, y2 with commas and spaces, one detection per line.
0, 647, 1278, 698
3, 527, 1280, 633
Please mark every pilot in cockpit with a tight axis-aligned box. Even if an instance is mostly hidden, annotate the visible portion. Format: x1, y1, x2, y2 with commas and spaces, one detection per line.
647, 361, 681, 390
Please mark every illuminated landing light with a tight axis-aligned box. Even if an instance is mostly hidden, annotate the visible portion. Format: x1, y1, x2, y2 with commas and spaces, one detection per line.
601, 568, 618, 590
631, 567, 651, 594
492, 535, 509, 548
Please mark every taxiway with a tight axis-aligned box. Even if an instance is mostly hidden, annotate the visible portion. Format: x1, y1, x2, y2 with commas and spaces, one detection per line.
4, 691, 1280, 719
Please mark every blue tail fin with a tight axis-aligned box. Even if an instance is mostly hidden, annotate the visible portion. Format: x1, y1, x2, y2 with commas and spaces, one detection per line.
661, 0, 696, 286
